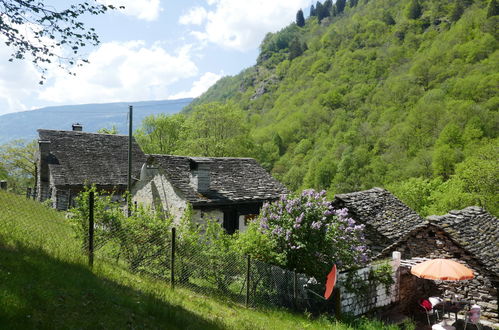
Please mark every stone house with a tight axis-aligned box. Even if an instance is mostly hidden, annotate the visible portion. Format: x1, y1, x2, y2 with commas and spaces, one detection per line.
380, 207, 499, 323
332, 187, 425, 255
132, 154, 287, 233
37, 126, 146, 210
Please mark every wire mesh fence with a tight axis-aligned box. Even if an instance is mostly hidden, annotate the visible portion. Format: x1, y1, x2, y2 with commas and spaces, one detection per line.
1, 188, 333, 313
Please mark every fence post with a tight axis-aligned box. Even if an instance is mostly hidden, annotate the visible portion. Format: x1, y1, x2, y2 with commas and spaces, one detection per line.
88, 191, 94, 268
333, 287, 342, 320
171, 227, 176, 290
26, 187, 32, 199
293, 269, 297, 310
246, 255, 251, 307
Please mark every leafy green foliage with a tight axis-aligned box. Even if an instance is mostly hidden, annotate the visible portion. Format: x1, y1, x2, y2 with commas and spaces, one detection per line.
0, 1, 120, 82
185, 0, 498, 216
0, 139, 37, 193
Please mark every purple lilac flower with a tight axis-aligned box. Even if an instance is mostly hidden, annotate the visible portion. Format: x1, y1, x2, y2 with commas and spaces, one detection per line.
336, 208, 349, 217
311, 221, 322, 230
285, 230, 292, 241
323, 209, 334, 216
272, 226, 284, 236
295, 212, 304, 224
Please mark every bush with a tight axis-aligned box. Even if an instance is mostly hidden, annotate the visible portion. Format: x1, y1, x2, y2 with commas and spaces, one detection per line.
239, 189, 368, 280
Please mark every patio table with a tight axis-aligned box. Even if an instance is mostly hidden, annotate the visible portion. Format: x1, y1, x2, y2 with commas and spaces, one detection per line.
434, 300, 469, 320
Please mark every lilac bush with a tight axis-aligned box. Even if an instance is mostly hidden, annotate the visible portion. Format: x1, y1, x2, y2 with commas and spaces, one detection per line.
255, 189, 368, 279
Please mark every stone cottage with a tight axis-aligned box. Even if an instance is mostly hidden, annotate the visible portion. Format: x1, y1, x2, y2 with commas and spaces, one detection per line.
132, 154, 288, 233
380, 207, 499, 323
37, 126, 146, 210
332, 187, 425, 255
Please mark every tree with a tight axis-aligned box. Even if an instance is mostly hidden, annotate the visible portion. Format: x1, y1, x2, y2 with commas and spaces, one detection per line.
349, 0, 359, 8
316, 1, 327, 22
383, 12, 396, 25
324, 0, 333, 13
179, 102, 255, 157
310, 4, 317, 17
97, 125, 119, 134
407, 0, 423, 19
0, 1, 120, 82
487, 0, 499, 17
135, 113, 186, 154
288, 38, 305, 60
335, 0, 347, 14
0, 139, 38, 192
451, 2, 465, 22
296, 9, 305, 27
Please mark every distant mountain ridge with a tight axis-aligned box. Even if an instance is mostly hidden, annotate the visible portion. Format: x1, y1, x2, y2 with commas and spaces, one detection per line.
0, 98, 192, 144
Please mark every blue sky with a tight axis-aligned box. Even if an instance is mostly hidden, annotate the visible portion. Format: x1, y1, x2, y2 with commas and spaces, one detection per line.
0, 0, 312, 115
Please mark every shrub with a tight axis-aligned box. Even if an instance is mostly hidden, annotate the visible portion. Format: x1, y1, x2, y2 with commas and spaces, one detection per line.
240, 189, 368, 280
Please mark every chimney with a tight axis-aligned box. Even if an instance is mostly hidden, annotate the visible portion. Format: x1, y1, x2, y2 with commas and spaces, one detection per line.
140, 162, 159, 181
72, 123, 83, 131
189, 159, 211, 193
38, 140, 51, 182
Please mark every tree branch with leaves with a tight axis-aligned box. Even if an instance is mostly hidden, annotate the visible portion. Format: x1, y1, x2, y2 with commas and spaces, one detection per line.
0, 0, 122, 83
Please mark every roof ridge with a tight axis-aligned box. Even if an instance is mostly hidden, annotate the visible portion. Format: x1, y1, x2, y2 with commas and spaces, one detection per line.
37, 129, 129, 137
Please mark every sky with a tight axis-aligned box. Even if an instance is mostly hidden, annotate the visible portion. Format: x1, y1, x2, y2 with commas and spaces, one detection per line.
0, 0, 313, 116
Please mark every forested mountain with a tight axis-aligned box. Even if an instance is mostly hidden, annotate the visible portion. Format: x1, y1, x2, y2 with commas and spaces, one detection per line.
144, 0, 498, 216
0, 99, 192, 145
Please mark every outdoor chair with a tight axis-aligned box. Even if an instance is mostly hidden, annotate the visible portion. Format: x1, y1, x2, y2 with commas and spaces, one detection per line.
419, 298, 440, 325
464, 304, 482, 330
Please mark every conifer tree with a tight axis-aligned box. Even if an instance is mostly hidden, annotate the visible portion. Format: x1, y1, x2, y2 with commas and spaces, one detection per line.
349, 0, 359, 7
324, 0, 333, 13
316, 1, 325, 21
310, 4, 316, 17
296, 9, 305, 27
336, 0, 347, 14
487, 0, 499, 17
407, 0, 423, 19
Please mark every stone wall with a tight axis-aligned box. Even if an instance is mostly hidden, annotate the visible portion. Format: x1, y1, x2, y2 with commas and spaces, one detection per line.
338, 252, 401, 316
386, 226, 499, 323
133, 173, 188, 224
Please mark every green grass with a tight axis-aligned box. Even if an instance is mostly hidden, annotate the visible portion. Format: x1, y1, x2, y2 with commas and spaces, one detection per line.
0, 190, 400, 329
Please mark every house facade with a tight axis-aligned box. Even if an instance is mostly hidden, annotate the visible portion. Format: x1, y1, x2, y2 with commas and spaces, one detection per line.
37, 126, 146, 210
132, 154, 288, 233
380, 207, 499, 323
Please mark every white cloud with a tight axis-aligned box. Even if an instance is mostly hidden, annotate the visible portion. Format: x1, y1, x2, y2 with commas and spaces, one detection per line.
99, 0, 162, 21
169, 71, 222, 99
183, 0, 311, 51
39, 41, 198, 104
0, 44, 44, 115
179, 7, 208, 25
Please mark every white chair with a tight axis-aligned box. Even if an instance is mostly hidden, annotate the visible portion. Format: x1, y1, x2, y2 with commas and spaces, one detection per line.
464, 304, 482, 330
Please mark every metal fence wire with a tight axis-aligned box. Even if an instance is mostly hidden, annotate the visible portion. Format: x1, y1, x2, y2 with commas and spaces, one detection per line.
1, 189, 335, 314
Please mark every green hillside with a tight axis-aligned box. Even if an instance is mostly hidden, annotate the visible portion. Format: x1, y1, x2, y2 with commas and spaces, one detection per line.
0, 190, 401, 329
184, 0, 498, 216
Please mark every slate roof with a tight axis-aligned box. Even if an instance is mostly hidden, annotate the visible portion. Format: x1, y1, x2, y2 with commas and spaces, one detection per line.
332, 187, 424, 253
147, 154, 287, 206
427, 207, 499, 276
38, 129, 146, 188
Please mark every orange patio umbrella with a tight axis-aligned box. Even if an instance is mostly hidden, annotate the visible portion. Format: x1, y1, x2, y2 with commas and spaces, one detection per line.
411, 259, 474, 281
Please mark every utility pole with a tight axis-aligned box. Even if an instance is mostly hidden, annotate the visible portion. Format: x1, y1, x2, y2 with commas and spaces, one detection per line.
127, 105, 133, 216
